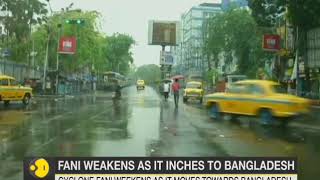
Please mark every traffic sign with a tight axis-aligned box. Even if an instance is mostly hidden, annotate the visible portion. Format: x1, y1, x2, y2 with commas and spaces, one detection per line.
2, 48, 11, 57
160, 51, 174, 65
160, 64, 172, 72
59, 37, 77, 54
263, 34, 281, 51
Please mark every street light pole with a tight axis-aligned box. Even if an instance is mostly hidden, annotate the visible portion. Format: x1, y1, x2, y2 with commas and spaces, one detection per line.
55, 26, 61, 94
43, 34, 50, 91
43, 0, 53, 92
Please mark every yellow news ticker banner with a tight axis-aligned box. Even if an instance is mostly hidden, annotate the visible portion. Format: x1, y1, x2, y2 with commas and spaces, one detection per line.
54, 174, 297, 180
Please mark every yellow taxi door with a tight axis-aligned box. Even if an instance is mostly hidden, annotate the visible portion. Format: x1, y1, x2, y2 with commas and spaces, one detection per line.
9, 79, 22, 99
220, 84, 244, 114
0, 78, 13, 100
237, 84, 266, 115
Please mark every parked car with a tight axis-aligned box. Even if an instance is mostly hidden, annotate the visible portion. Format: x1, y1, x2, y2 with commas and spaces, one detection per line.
183, 81, 204, 103
0, 75, 33, 105
136, 80, 145, 90
204, 80, 310, 125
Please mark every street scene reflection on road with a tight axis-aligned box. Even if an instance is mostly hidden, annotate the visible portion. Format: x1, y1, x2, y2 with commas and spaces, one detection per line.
1, 0, 320, 180
1, 86, 320, 179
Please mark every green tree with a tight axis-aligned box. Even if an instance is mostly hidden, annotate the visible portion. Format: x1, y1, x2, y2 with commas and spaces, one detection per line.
32, 10, 105, 72
135, 64, 161, 84
204, 9, 272, 77
248, 0, 320, 29
31, 9, 135, 76
104, 33, 135, 74
0, 0, 47, 41
0, 0, 48, 63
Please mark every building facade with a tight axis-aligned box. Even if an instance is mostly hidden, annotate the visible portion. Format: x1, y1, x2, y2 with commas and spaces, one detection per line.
172, 3, 222, 77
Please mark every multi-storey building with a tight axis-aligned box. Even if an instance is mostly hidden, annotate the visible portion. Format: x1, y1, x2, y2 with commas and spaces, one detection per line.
172, 3, 221, 77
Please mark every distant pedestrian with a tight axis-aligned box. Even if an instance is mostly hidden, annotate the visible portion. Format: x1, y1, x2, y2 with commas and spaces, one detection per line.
163, 82, 170, 101
172, 79, 181, 107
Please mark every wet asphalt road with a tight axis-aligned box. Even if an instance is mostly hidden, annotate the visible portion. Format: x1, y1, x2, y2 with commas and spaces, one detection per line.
0, 86, 320, 179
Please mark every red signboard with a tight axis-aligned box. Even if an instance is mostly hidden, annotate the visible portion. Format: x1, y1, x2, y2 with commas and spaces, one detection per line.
59, 37, 77, 54
263, 34, 281, 51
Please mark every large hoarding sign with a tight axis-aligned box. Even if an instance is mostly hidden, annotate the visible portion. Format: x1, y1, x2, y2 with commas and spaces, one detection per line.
148, 20, 180, 46
59, 37, 77, 54
160, 51, 174, 65
263, 34, 281, 52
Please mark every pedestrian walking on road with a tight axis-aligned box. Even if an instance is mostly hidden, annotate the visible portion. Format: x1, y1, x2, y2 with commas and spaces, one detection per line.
172, 79, 181, 107
163, 82, 170, 101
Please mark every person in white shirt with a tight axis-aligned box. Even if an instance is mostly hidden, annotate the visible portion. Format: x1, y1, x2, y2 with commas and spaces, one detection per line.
163, 82, 170, 101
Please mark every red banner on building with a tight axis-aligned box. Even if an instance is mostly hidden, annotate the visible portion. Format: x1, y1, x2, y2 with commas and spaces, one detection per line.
262, 34, 281, 51
58, 37, 77, 54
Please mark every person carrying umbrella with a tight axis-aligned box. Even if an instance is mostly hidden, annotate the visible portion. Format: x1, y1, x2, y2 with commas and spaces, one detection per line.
171, 78, 181, 107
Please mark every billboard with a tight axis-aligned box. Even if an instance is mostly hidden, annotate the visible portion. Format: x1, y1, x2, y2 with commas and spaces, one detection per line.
58, 37, 77, 54
262, 34, 281, 52
148, 20, 180, 46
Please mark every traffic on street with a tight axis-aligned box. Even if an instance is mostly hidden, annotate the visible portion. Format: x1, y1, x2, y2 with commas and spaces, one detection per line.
1, 86, 320, 179
1, 0, 320, 180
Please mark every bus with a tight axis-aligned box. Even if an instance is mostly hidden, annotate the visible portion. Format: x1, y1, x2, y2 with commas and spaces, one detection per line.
101, 71, 127, 90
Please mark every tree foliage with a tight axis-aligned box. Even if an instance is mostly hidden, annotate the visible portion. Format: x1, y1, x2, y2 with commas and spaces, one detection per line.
248, 0, 320, 29
204, 9, 272, 77
0, 0, 48, 41
31, 10, 135, 75
0, 0, 48, 63
104, 33, 135, 74
135, 64, 161, 84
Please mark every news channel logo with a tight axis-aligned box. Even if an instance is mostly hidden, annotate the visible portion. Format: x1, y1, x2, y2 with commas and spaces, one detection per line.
27, 158, 50, 179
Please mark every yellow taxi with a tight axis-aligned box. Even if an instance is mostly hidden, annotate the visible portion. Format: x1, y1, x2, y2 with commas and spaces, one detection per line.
0, 75, 33, 105
183, 81, 204, 103
204, 80, 310, 124
136, 80, 145, 90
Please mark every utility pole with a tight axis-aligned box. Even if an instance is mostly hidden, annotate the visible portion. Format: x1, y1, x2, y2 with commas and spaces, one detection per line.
161, 45, 166, 80
43, 33, 50, 91
56, 24, 61, 94
43, 0, 53, 93
32, 39, 35, 78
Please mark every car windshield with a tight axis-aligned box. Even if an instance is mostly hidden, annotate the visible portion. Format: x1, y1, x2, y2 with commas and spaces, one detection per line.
272, 85, 287, 94
227, 84, 245, 94
186, 83, 201, 89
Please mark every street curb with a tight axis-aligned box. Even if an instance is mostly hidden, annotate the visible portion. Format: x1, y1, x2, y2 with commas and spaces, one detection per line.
33, 95, 65, 98
33, 92, 97, 99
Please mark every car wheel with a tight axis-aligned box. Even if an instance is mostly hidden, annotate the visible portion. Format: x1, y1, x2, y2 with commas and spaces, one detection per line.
209, 103, 221, 120
4, 100, 10, 106
22, 94, 31, 105
259, 109, 274, 125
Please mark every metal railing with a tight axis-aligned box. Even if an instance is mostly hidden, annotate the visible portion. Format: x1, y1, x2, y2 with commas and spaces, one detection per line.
0, 60, 42, 82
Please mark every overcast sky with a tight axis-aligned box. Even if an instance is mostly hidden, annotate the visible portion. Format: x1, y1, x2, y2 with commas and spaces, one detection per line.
50, 0, 221, 67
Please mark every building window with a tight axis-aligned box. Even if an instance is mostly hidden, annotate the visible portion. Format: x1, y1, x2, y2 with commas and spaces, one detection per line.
192, 10, 202, 18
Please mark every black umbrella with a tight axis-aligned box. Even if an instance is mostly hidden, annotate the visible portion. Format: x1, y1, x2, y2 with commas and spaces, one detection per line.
162, 79, 172, 83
